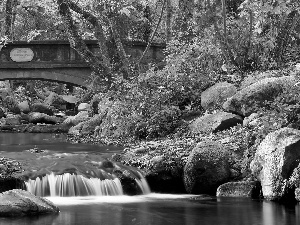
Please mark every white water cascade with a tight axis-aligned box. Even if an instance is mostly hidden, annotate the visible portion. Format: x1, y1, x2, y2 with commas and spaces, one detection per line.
135, 172, 151, 194
25, 173, 123, 197
25, 172, 151, 197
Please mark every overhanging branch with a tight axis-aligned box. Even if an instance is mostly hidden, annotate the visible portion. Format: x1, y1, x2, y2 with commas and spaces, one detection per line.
57, 0, 112, 86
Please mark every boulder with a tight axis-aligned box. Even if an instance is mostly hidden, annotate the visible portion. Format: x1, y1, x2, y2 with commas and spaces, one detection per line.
18, 101, 31, 114
288, 164, 300, 202
216, 181, 262, 198
61, 95, 77, 104
112, 146, 186, 194
243, 113, 260, 127
2, 115, 21, 125
189, 111, 243, 134
184, 141, 231, 194
240, 71, 281, 89
78, 103, 90, 112
0, 189, 59, 217
223, 76, 296, 117
68, 122, 84, 135
250, 127, 300, 201
201, 82, 237, 110
54, 112, 66, 119
28, 112, 61, 124
63, 111, 90, 127
31, 103, 54, 116
113, 169, 147, 195
24, 124, 69, 133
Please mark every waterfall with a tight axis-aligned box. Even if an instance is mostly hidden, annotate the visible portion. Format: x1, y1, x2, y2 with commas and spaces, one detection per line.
25, 172, 151, 197
25, 173, 123, 197
135, 172, 151, 194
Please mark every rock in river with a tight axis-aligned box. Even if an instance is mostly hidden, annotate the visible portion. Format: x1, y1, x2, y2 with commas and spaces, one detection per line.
0, 189, 59, 217
250, 127, 300, 201
184, 141, 231, 194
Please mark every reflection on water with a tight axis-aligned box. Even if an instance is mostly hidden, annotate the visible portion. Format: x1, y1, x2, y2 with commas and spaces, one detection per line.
0, 133, 123, 155
0, 195, 299, 225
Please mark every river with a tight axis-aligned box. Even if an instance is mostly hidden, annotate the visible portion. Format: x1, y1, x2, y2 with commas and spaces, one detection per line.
0, 133, 299, 225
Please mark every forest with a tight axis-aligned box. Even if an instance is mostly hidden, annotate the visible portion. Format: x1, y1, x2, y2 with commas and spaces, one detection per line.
1, 0, 300, 201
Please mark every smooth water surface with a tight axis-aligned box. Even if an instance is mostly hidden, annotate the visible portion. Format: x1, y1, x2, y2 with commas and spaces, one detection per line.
0, 194, 299, 225
0, 133, 300, 225
0, 133, 122, 155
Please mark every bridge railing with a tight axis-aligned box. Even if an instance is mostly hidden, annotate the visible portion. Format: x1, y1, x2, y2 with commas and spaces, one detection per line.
0, 40, 165, 69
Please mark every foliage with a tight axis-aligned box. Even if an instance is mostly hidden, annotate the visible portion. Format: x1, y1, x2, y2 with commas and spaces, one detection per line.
95, 28, 226, 140
0, 157, 22, 178
112, 137, 195, 175
237, 0, 300, 69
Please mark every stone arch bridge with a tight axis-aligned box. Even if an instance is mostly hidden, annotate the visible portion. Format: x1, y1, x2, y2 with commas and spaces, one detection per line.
0, 40, 165, 87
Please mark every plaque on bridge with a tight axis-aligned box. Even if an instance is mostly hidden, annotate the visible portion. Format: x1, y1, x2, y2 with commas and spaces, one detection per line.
10, 48, 34, 62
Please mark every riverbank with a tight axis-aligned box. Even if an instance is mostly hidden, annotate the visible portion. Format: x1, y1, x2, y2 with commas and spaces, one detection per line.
64, 68, 300, 202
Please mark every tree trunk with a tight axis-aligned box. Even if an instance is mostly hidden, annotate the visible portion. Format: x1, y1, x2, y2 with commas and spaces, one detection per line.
107, 16, 131, 79
166, 0, 172, 42
143, 5, 152, 42
66, 0, 110, 69
5, 0, 15, 39
57, 0, 112, 87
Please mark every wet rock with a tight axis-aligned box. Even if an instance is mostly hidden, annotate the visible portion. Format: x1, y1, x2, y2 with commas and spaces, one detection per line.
243, 113, 260, 127
78, 103, 90, 112
0, 189, 59, 217
24, 124, 69, 133
31, 103, 54, 116
1, 115, 21, 125
223, 76, 295, 117
61, 95, 77, 104
250, 127, 300, 201
63, 111, 90, 127
201, 82, 237, 110
18, 101, 30, 114
28, 112, 61, 125
216, 181, 262, 198
189, 111, 243, 134
113, 169, 144, 195
184, 141, 230, 195
288, 164, 300, 202
54, 112, 66, 118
